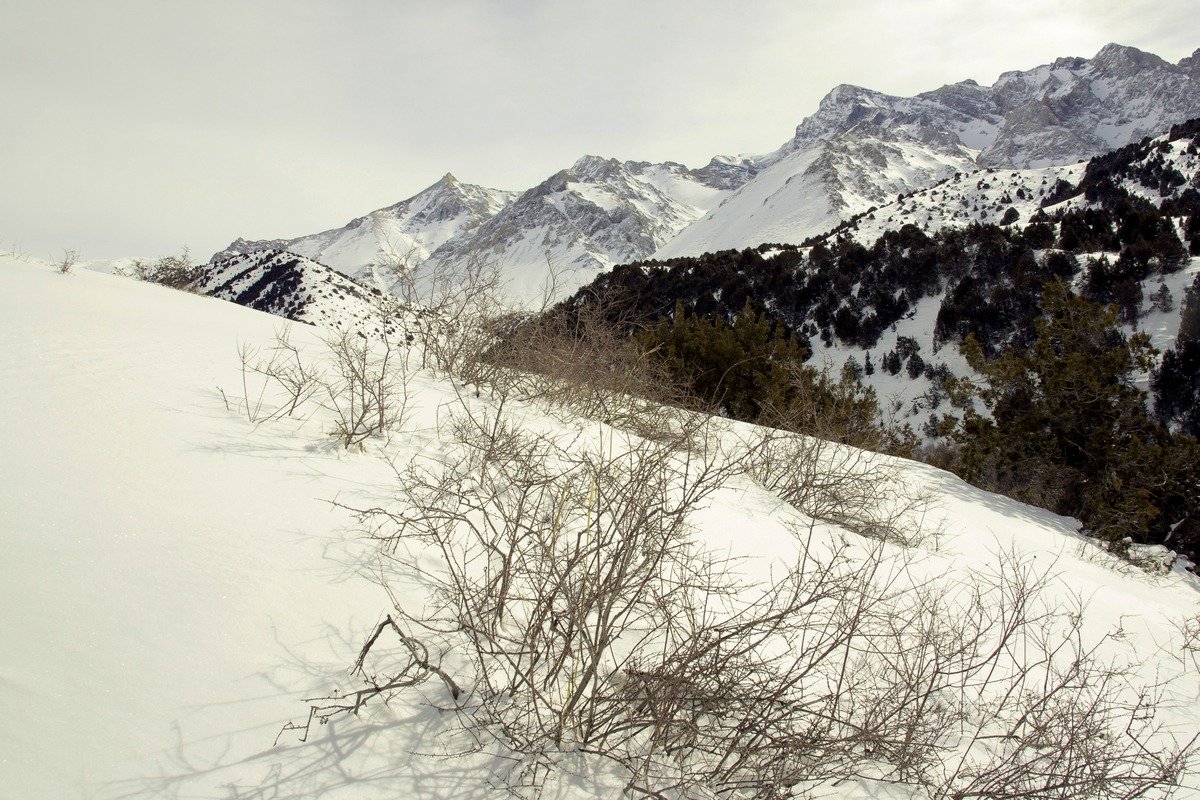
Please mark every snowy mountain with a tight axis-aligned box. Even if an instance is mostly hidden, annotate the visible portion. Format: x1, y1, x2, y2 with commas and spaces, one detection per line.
197, 248, 405, 335
567, 119, 1200, 444
217, 159, 747, 304
820, 116, 1200, 249
420, 156, 742, 301
215, 43, 1200, 301
655, 122, 980, 259
214, 173, 517, 292
655, 43, 1200, 258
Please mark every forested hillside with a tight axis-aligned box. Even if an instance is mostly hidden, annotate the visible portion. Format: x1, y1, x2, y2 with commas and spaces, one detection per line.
550, 118, 1200, 564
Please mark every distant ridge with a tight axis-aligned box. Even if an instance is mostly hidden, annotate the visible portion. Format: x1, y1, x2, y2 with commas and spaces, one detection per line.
217, 43, 1200, 299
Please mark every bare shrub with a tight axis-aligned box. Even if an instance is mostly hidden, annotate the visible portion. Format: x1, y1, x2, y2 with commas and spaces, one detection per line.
57, 248, 78, 274
373, 248, 686, 440
1178, 615, 1200, 674
228, 321, 411, 448
479, 299, 700, 439
915, 439, 960, 473
128, 247, 205, 290
321, 328, 411, 449
935, 582, 1195, 800
384, 252, 511, 377
234, 327, 324, 423
253, 244, 1191, 796
289, 399, 1191, 798
739, 364, 936, 546
743, 426, 935, 546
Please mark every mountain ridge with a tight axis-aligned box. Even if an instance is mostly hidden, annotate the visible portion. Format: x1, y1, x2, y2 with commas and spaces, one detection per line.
215, 43, 1200, 298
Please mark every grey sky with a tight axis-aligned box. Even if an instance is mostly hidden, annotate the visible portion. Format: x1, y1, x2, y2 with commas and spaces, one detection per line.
3, 0, 1197, 261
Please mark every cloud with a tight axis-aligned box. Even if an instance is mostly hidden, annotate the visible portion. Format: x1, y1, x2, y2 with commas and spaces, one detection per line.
2, 0, 1196, 259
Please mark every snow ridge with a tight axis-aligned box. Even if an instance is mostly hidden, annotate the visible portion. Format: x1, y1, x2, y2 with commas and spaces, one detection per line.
198, 248, 399, 334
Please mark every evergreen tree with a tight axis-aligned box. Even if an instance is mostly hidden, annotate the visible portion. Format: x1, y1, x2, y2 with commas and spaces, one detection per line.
641, 301, 806, 421
1153, 274, 1200, 436
958, 281, 1196, 553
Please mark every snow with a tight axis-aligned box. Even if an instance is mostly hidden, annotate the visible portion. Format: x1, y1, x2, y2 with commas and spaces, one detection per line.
654, 144, 830, 258
836, 162, 1086, 248
0, 257, 390, 799
807, 290, 972, 431
561, 180, 620, 213
637, 164, 728, 211
4, 254, 1200, 798
953, 119, 1000, 151
654, 136, 977, 259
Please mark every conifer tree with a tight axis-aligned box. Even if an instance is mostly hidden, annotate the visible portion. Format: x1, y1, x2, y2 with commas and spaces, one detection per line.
958, 281, 1196, 552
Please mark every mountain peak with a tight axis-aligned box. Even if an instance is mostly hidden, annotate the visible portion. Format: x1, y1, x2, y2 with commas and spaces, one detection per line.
572, 154, 614, 170
1180, 47, 1200, 75
570, 154, 623, 181
212, 44, 1200, 305
820, 84, 887, 107
1050, 55, 1088, 70
791, 84, 899, 143
1091, 42, 1170, 73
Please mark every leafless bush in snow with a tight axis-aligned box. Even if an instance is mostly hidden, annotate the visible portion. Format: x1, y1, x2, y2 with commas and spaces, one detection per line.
321, 327, 412, 449
229, 321, 412, 448
234, 327, 325, 424
1177, 614, 1200, 674
127, 247, 205, 290
741, 424, 934, 546
933, 575, 1195, 800
57, 248, 78, 274
477, 300, 706, 441
384, 251, 512, 378
291, 397, 1192, 798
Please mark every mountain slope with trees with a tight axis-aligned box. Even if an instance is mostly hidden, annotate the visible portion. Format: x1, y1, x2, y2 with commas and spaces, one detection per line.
553, 118, 1200, 563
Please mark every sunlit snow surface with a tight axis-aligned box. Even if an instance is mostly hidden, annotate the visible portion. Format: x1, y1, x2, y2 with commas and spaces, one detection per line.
2, 255, 1199, 799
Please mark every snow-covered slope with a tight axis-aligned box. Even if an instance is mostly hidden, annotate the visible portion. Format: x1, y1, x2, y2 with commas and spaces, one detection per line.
197, 247, 405, 334
214, 174, 517, 291
0, 255, 391, 799
831, 162, 1087, 245
5, 252, 1200, 798
421, 156, 740, 301
801, 124, 1200, 436
656, 126, 979, 258
834, 122, 1198, 250
655, 43, 1200, 258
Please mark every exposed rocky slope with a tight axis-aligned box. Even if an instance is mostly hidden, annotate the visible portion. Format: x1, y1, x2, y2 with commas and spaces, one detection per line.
196, 248, 403, 335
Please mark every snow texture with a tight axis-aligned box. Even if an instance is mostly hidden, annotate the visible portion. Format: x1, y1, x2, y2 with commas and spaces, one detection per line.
4, 251, 1200, 798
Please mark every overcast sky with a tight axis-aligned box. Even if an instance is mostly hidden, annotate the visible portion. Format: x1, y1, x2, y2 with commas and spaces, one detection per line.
3, 0, 1197, 261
